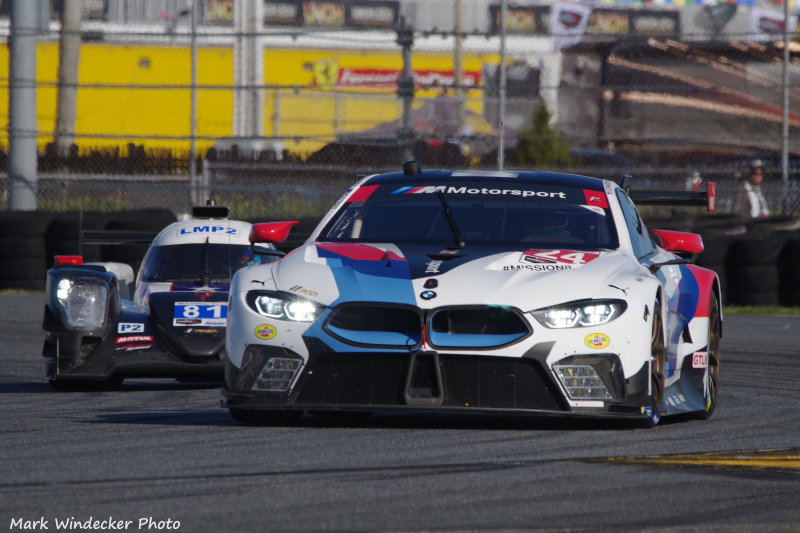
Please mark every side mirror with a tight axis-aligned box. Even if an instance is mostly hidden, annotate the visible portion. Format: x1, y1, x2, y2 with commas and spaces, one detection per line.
651, 229, 704, 254
249, 221, 299, 245
649, 229, 704, 273
248, 221, 299, 257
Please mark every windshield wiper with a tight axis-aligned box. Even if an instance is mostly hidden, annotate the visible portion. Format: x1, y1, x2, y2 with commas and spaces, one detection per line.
437, 191, 465, 248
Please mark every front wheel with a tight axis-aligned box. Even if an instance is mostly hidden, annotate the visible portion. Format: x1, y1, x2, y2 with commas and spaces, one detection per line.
644, 300, 666, 427
694, 293, 720, 420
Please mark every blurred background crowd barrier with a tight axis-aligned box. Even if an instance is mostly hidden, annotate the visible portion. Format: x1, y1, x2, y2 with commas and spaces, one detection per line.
0, 0, 798, 219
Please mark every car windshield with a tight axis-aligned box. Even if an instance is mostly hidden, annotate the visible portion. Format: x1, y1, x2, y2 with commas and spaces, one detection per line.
319, 181, 619, 249
140, 243, 259, 283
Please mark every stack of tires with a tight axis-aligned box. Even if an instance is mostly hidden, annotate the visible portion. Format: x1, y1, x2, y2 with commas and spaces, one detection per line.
0, 209, 176, 292
724, 234, 789, 306
779, 236, 800, 307
0, 212, 52, 291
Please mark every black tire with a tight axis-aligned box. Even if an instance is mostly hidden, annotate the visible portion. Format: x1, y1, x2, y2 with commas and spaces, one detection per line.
694, 293, 720, 420
0, 258, 48, 284
229, 408, 302, 426
779, 239, 800, 306
0, 277, 46, 291
726, 237, 784, 306
0, 212, 52, 239
643, 300, 666, 428
0, 238, 47, 259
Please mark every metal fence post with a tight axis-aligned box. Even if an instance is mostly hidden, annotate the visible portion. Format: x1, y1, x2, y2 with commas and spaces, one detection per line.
8, 0, 41, 211
396, 16, 415, 163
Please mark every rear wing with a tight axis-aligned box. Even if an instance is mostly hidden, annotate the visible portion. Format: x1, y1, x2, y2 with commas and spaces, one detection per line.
622, 176, 717, 212
80, 229, 157, 245
77, 229, 156, 258
76, 201, 228, 254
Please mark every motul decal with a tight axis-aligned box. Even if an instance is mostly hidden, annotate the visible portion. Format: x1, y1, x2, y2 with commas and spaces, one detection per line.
116, 335, 154, 343
523, 249, 601, 265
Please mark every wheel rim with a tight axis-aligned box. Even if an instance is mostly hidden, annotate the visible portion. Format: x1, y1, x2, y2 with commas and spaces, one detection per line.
705, 296, 720, 410
650, 302, 666, 421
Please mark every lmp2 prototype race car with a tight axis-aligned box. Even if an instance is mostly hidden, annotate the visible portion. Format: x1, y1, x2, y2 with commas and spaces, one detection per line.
42, 204, 275, 388
223, 161, 721, 426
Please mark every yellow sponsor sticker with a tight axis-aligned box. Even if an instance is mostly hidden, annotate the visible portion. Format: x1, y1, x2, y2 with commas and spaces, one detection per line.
584, 333, 610, 349
255, 324, 277, 340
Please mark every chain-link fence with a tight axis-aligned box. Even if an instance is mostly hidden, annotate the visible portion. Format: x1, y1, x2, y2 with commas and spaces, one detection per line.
1, 0, 799, 220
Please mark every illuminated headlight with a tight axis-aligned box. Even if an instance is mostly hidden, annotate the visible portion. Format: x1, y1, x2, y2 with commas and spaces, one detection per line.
55, 278, 108, 329
553, 364, 612, 400
247, 291, 319, 322
533, 300, 626, 328
253, 357, 303, 392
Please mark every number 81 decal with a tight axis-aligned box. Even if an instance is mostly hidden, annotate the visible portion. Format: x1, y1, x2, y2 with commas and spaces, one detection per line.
173, 301, 228, 326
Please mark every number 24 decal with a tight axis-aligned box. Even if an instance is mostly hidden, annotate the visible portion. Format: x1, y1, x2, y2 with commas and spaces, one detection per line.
524, 249, 601, 265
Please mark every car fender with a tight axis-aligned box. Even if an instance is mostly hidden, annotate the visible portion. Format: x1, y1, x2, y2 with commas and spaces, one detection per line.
43, 265, 121, 336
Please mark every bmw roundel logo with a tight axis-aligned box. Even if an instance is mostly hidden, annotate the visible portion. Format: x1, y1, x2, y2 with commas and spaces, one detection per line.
420, 290, 437, 300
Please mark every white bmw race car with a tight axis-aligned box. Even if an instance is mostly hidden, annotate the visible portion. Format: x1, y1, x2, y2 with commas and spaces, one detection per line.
42, 204, 276, 388
223, 162, 721, 426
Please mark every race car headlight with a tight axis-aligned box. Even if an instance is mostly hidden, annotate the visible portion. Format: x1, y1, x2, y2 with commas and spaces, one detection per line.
533, 300, 626, 329
55, 277, 108, 329
247, 291, 319, 322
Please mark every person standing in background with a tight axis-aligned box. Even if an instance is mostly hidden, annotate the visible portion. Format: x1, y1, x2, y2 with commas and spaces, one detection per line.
732, 159, 769, 218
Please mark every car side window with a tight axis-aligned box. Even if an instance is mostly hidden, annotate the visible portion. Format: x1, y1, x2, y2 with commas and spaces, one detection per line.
616, 191, 655, 259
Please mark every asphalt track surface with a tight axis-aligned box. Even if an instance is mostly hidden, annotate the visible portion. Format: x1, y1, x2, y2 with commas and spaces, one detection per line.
1, 293, 799, 533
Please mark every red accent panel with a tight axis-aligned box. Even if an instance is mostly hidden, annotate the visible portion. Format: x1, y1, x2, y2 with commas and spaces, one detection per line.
249, 221, 299, 244
652, 229, 704, 254
583, 189, 608, 208
55, 255, 83, 265
317, 243, 405, 262
686, 265, 717, 318
347, 184, 379, 202
522, 249, 601, 265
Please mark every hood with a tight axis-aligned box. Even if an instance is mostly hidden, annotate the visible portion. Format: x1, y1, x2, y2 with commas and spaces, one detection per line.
148, 289, 228, 357
271, 242, 633, 311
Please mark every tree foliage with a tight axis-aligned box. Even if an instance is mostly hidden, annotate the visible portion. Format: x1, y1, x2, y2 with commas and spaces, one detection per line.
512, 100, 572, 168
